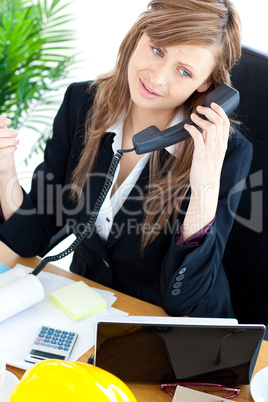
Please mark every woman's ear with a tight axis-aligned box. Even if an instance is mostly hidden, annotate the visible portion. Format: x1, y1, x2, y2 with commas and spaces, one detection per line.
196, 79, 212, 93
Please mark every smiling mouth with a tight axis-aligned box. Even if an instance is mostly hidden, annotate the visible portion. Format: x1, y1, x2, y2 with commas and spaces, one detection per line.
140, 78, 162, 97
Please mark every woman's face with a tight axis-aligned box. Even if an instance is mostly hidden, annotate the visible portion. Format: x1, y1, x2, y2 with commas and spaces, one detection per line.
127, 33, 217, 118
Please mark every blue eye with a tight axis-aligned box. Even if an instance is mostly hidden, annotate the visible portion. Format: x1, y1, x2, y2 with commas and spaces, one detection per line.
153, 47, 163, 57
179, 69, 191, 78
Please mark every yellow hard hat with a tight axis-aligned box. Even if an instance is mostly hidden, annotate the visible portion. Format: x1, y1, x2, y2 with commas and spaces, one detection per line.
10, 360, 137, 401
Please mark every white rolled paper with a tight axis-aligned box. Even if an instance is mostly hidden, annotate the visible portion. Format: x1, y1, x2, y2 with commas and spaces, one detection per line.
0, 274, 44, 322
0, 355, 6, 390
0, 266, 27, 289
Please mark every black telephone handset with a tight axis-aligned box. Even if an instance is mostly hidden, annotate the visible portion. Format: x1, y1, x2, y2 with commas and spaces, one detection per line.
132, 83, 240, 155
31, 83, 239, 276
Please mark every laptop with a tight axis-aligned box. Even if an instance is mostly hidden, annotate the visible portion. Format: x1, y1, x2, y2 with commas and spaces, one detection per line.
94, 316, 266, 385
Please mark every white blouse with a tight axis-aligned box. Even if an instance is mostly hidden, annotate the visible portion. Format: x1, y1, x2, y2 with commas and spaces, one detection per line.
95, 111, 183, 241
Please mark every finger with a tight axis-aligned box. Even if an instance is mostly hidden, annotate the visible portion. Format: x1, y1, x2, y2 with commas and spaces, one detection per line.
210, 102, 230, 143
0, 145, 18, 157
184, 123, 205, 151
196, 105, 224, 128
0, 128, 18, 138
210, 102, 229, 121
0, 117, 11, 129
199, 103, 230, 135
190, 113, 217, 138
0, 137, 19, 148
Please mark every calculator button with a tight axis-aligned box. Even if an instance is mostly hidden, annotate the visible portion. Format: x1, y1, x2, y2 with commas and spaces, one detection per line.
37, 337, 44, 341
58, 346, 63, 350
66, 340, 72, 344
52, 336, 58, 341
46, 344, 52, 347
64, 347, 69, 351
34, 341, 40, 345
55, 330, 61, 333
67, 336, 74, 341
52, 345, 57, 349
51, 341, 57, 345
44, 339, 50, 343
64, 342, 70, 347
62, 331, 68, 335
69, 332, 75, 336
58, 342, 64, 346
42, 326, 48, 330
41, 342, 46, 346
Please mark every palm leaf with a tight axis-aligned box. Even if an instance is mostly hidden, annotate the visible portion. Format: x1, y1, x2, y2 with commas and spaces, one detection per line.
0, 0, 78, 161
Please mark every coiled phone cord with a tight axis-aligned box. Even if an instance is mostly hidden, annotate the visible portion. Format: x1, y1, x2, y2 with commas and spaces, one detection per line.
31, 147, 135, 276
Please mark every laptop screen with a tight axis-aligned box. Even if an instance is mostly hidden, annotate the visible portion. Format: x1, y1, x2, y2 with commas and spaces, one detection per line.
95, 322, 265, 384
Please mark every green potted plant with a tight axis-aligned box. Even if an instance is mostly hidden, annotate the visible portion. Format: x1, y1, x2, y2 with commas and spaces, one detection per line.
0, 0, 76, 156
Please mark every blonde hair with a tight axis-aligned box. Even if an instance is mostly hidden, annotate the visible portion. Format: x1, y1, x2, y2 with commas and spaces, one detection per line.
72, 0, 241, 249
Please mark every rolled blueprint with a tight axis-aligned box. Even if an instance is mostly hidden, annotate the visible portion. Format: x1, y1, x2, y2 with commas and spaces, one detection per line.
0, 274, 44, 322
0, 266, 27, 288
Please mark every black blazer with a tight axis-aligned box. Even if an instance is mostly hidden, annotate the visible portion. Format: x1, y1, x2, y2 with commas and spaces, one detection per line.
0, 82, 253, 318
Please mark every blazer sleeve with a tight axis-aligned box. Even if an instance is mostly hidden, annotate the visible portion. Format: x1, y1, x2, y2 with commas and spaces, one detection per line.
0, 82, 90, 256
158, 131, 253, 316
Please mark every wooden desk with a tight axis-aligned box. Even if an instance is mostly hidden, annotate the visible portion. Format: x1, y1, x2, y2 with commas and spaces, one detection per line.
1, 241, 267, 401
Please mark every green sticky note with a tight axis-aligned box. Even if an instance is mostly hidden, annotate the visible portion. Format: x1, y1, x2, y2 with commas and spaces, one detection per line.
50, 281, 107, 320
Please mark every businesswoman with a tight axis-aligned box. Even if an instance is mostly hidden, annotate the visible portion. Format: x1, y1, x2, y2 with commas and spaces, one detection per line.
0, 0, 252, 317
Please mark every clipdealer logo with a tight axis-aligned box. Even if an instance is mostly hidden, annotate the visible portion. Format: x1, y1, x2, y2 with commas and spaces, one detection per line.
228, 170, 263, 232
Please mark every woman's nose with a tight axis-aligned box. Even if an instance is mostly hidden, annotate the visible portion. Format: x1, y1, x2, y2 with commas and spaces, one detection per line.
149, 64, 170, 86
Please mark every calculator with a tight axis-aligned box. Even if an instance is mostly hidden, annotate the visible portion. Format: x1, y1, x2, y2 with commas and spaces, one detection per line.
25, 326, 78, 364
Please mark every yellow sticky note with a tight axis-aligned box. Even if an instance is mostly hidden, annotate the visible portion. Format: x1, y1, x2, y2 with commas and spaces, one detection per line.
50, 281, 107, 320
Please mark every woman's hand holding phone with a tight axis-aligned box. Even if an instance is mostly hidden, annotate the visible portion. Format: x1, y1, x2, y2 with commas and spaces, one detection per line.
182, 103, 229, 241
185, 102, 229, 190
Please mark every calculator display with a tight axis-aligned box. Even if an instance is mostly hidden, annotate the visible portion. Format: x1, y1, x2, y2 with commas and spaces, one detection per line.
30, 349, 65, 360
